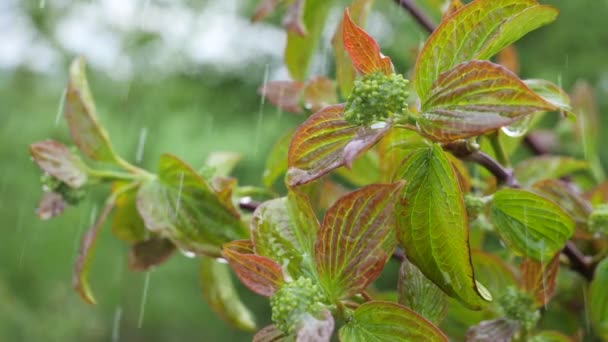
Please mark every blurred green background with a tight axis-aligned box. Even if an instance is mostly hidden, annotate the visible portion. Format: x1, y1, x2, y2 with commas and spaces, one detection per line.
1, 0, 607, 341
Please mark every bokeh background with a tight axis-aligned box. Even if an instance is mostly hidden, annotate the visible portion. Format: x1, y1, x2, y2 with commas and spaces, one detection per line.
2, 0, 608, 341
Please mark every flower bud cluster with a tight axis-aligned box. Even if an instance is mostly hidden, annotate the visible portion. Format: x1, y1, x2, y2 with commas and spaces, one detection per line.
270, 276, 326, 335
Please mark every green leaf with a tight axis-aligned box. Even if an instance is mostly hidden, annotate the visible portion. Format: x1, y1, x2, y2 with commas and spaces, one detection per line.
490, 188, 574, 261
253, 325, 287, 342
465, 318, 519, 342
250, 192, 319, 278
263, 130, 293, 188
471, 250, 518, 299
395, 144, 489, 309
590, 257, 608, 340
137, 154, 247, 257
332, 0, 374, 98
64, 57, 118, 162
398, 259, 448, 325
524, 79, 571, 113
529, 331, 575, 342
111, 185, 147, 244
339, 301, 448, 342
315, 183, 404, 300
29, 140, 88, 188
521, 254, 559, 308
414, 0, 558, 101
334, 149, 380, 186
222, 240, 284, 297
515, 156, 589, 187
199, 256, 257, 332
416, 60, 555, 142
287, 104, 389, 187
532, 179, 592, 230
571, 81, 604, 181
127, 237, 176, 271
284, 0, 332, 80
205, 151, 242, 177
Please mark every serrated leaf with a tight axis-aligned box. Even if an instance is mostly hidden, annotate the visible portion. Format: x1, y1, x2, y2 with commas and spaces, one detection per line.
73, 202, 114, 304
315, 183, 404, 300
29, 140, 87, 188
205, 151, 242, 177
490, 188, 574, 261
395, 144, 489, 309
341, 8, 392, 76
259, 81, 305, 114
36, 191, 66, 220
417, 61, 556, 142
398, 259, 448, 325
465, 318, 519, 342
339, 301, 448, 342
253, 325, 287, 342
284, 0, 332, 80
263, 130, 293, 188
589, 257, 608, 340
222, 240, 284, 297
199, 256, 257, 331
64, 57, 118, 162
111, 186, 146, 244
515, 156, 589, 187
521, 254, 559, 308
471, 250, 517, 299
303, 76, 337, 112
524, 79, 571, 113
414, 0, 558, 101
532, 179, 592, 230
137, 154, 247, 257
250, 193, 318, 278
128, 237, 176, 271
287, 104, 389, 187
332, 0, 374, 97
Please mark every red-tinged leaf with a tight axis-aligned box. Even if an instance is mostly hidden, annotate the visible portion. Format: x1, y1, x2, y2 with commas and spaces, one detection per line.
465, 318, 519, 342
111, 185, 146, 244
521, 255, 560, 308
296, 310, 334, 342
524, 79, 571, 113
398, 259, 448, 325
64, 57, 118, 162
532, 179, 592, 230
332, 0, 374, 97
498, 46, 520, 74
282, 0, 306, 36
514, 156, 588, 188
339, 301, 448, 342
36, 191, 66, 220
395, 144, 490, 309
585, 181, 608, 206
472, 250, 518, 299
210, 176, 238, 212
442, 0, 463, 18
258, 81, 305, 114
222, 240, 284, 297
251, 0, 283, 22
302, 76, 337, 112
253, 325, 287, 342
417, 61, 556, 142
73, 201, 114, 304
29, 140, 87, 188
199, 256, 257, 332
128, 237, 176, 271
342, 8, 393, 76
315, 183, 405, 300
414, 0, 558, 101
287, 104, 389, 187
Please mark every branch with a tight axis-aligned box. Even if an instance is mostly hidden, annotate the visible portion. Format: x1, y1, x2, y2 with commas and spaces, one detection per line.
238, 197, 261, 212
562, 241, 594, 281
392, 0, 436, 33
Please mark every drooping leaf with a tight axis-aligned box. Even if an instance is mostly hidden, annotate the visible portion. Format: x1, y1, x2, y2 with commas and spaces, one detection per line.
532, 179, 592, 230
263, 130, 293, 188
589, 257, 608, 340
36, 191, 66, 220
524, 79, 571, 113
332, 0, 374, 97
395, 144, 489, 309
205, 151, 242, 177
414, 0, 558, 101
471, 250, 518, 299
287, 104, 389, 187
315, 183, 404, 300
515, 156, 589, 187
128, 237, 176, 271
199, 256, 257, 331
284, 0, 332, 80
253, 325, 287, 342
222, 240, 284, 297
111, 185, 147, 244
137, 154, 247, 257
416, 61, 556, 142
302, 76, 337, 112
465, 318, 519, 342
29, 140, 87, 188
497, 46, 519, 74
258, 81, 305, 114
73, 202, 114, 304
282, 0, 307, 36
521, 254, 559, 308
490, 188, 574, 261
341, 8, 392, 76
64, 57, 118, 162
398, 259, 448, 325
339, 301, 448, 342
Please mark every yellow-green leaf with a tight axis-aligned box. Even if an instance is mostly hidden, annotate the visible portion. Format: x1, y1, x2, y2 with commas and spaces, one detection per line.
398, 259, 448, 325
590, 258, 608, 340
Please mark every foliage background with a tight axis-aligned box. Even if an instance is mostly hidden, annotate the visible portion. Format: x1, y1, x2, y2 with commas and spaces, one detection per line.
1, 0, 607, 340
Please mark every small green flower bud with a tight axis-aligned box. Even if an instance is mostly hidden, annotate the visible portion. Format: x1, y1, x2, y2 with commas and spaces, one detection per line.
464, 194, 486, 219
498, 286, 540, 331
344, 72, 409, 125
270, 276, 327, 335
40, 174, 86, 205
588, 203, 608, 235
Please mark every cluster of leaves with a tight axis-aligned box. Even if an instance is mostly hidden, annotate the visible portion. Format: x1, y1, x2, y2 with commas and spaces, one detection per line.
29, 0, 608, 341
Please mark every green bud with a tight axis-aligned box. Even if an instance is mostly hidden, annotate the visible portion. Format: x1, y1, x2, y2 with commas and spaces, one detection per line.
498, 286, 540, 331
588, 203, 608, 235
344, 72, 409, 125
464, 194, 486, 219
270, 276, 327, 335
40, 174, 86, 205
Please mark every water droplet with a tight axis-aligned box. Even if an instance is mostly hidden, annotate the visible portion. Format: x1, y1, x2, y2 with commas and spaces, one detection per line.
370, 121, 387, 130
179, 249, 196, 259
501, 114, 534, 137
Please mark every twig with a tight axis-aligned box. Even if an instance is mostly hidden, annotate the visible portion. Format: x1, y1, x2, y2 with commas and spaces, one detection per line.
392, 247, 406, 263
238, 198, 262, 212
562, 241, 594, 281
392, 0, 436, 33
463, 151, 520, 188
